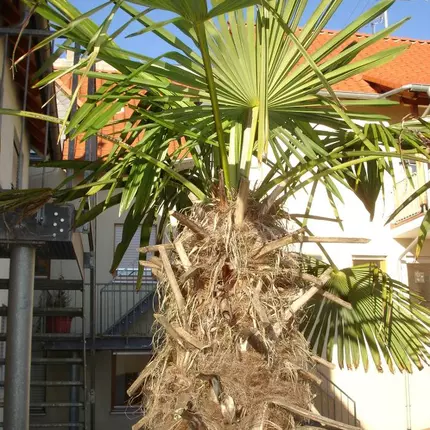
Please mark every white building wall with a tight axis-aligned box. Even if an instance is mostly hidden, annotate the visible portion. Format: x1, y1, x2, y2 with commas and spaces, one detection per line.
271, 169, 430, 430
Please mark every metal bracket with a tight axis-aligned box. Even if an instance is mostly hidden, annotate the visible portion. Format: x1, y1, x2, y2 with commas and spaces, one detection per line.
0, 202, 74, 243
0, 202, 78, 259
88, 389, 96, 405
76, 223, 90, 234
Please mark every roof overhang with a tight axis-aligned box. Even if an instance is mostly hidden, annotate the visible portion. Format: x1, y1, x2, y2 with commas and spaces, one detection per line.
0, 0, 61, 160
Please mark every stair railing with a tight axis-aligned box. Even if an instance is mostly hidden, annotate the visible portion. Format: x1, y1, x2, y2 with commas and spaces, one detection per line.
313, 370, 358, 427
98, 262, 156, 336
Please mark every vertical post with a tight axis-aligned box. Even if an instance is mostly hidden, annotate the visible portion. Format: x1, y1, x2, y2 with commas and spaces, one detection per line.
353, 398, 357, 426
66, 43, 80, 183
4, 245, 35, 430
69, 351, 80, 429
89, 252, 96, 430
87, 68, 98, 430
383, 10, 388, 29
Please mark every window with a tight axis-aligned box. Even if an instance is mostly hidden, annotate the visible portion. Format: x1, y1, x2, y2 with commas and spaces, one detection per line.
113, 224, 157, 278
35, 253, 50, 279
352, 256, 386, 271
403, 160, 417, 174
111, 352, 151, 412
407, 263, 430, 309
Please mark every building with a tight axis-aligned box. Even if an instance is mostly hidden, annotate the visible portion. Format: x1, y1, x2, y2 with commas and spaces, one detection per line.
0, 2, 153, 429
1, 2, 430, 428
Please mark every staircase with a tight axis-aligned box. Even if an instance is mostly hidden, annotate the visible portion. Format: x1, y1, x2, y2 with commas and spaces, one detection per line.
104, 290, 155, 335
99, 267, 157, 337
0, 278, 87, 429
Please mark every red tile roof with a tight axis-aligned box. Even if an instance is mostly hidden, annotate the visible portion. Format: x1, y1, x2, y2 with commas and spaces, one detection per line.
313, 30, 430, 93
58, 74, 143, 160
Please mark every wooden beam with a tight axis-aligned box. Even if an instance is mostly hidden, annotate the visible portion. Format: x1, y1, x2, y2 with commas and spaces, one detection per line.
138, 244, 174, 253
295, 237, 370, 244
268, 397, 361, 430
159, 248, 185, 313
170, 211, 207, 239
254, 228, 306, 258
311, 355, 336, 370
285, 269, 333, 322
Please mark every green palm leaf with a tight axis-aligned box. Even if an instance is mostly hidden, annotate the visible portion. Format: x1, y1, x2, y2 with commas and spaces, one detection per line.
301, 257, 430, 372
2, 0, 428, 373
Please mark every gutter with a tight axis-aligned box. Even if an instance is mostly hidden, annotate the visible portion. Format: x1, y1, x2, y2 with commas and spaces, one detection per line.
319, 84, 430, 102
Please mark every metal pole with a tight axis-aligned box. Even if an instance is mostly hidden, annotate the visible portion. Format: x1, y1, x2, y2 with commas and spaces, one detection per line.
69, 351, 80, 430
383, 10, 389, 29
89, 253, 96, 430
4, 245, 36, 430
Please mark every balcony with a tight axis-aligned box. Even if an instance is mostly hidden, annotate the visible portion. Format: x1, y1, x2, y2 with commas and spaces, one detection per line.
392, 171, 428, 226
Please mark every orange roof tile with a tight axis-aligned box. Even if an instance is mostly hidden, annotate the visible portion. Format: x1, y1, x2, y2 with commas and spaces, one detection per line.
312, 30, 430, 93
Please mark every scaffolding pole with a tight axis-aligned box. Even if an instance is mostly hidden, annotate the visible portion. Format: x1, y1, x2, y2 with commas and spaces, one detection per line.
4, 245, 36, 430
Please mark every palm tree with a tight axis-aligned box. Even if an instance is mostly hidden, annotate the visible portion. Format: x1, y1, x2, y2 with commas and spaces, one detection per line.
2, 0, 430, 428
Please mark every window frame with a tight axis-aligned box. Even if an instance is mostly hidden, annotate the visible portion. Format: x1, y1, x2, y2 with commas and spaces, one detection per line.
35, 253, 51, 279
352, 255, 387, 271
113, 223, 157, 282
111, 351, 152, 414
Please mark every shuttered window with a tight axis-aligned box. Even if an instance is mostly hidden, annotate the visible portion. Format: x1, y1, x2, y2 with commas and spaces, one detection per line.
114, 224, 157, 275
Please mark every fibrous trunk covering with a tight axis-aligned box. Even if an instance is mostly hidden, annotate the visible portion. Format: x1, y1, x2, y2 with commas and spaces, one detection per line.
131, 200, 325, 429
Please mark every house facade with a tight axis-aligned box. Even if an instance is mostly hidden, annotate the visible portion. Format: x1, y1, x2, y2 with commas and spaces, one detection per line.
1, 2, 430, 428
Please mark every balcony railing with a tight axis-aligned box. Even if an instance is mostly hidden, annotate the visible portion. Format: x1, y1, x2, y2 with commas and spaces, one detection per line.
98, 266, 157, 337
392, 172, 428, 225
314, 370, 358, 427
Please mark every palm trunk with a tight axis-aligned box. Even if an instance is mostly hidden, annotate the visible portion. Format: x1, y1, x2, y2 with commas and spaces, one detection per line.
129, 195, 360, 430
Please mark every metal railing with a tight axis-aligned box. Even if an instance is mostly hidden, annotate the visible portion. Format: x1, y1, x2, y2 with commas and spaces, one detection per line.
392, 171, 428, 225
314, 370, 358, 427
98, 266, 157, 336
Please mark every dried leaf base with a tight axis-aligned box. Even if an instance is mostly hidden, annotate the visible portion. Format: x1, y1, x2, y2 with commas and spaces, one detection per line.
131, 200, 358, 430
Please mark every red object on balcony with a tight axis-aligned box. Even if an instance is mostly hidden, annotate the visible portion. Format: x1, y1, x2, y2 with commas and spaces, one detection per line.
46, 317, 73, 333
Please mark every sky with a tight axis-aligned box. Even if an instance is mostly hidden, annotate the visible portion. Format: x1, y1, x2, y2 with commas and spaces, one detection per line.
68, 0, 430, 58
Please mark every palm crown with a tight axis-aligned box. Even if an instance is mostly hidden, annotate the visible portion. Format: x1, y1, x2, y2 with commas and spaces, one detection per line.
1, 0, 430, 379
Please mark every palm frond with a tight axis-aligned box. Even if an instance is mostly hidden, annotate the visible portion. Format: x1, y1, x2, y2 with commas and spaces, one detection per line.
301, 256, 430, 372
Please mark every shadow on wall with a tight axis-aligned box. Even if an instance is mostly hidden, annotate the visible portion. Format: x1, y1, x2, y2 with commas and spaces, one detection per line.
313, 366, 360, 428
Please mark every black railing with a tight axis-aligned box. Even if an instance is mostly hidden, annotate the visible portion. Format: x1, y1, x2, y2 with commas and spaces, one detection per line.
313, 370, 358, 427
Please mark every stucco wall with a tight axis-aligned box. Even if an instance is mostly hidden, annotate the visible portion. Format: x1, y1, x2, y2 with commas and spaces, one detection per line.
279, 167, 430, 430
93, 351, 141, 429
0, 36, 31, 295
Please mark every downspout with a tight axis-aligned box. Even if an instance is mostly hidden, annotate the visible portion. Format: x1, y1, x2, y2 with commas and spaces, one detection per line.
397, 238, 417, 430
421, 87, 430, 118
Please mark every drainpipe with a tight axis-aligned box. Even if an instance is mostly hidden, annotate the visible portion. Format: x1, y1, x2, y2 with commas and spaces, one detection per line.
4, 245, 35, 430
397, 238, 417, 430
421, 87, 430, 118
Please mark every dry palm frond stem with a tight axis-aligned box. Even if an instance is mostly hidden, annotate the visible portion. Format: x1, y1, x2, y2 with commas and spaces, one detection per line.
131, 198, 354, 430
